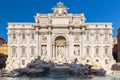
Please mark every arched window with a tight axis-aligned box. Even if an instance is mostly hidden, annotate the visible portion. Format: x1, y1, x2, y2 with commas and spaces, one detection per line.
13, 33, 16, 39
104, 47, 108, 56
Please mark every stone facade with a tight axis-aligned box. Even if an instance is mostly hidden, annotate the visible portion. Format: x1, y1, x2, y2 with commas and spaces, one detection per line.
112, 38, 118, 62
6, 2, 115, 72
117, 28, 120, 62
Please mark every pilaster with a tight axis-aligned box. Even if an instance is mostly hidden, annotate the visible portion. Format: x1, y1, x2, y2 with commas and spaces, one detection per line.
26, 31, 30, 59
69, 26, 74, 58
100, 31, 103, 58
7, 32, 11, 60
35, 27, 39, 57
17, 31, 21, 63
91, 32, 94, 58
80, 32, 82, 59
52, 43, 55, 60
81, 27, 85, 59
39, 33, 41, 56
109, 32, 114, 60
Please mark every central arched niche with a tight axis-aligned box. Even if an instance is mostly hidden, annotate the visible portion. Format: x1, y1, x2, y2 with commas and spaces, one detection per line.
54, 36, 67, 62
55, 36, 66, 45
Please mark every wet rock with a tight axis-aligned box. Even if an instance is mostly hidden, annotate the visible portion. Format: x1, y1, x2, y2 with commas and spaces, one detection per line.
70, 64, 91, 77
112, 63, 120, 70
3, 56, 106, 77
90, 65, 106, 76
48, 64, 70, 77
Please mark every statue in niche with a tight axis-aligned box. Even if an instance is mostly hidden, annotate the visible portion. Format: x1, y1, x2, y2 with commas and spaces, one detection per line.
74, 46, 80, 56
41, 46, 47, 56
57, 46, 64, 58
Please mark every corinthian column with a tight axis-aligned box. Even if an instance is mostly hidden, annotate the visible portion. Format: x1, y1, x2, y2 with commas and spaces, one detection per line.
47, 26, 52, 60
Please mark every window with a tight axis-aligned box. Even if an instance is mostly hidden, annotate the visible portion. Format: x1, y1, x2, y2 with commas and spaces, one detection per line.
86, 47, 90, 55
31, 33, 34, 39
22, 33, 25, 39
12, 46, 16, 56
104, 32, 108, 40
13, 33, 16, 39
31, 47, 34, 56
95, 47, 99, 56
95, 32, 99, 40
21, 47, 26, 56
86, 32, 89, 40
105, 47, 108, 56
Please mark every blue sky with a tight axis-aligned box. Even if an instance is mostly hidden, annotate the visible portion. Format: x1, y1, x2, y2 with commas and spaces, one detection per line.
0, 0, 120, 41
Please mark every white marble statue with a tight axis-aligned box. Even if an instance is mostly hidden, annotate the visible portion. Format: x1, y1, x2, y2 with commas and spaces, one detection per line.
41, 46, 47, 59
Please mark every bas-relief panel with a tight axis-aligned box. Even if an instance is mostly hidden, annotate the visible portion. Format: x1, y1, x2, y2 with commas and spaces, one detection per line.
52, 18, 69, 24
74, 33, 80, 43
41, 33, 47, 43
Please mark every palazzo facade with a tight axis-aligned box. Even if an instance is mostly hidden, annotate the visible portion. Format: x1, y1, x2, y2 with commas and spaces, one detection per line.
6, 2, 115, 72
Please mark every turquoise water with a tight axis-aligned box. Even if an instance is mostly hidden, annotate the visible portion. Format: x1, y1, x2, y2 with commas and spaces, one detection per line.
0, 75, 120, 80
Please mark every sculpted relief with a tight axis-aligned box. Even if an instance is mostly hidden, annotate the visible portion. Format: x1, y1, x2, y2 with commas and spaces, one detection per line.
41, 45, 47, 59
41, 33, 47, 42
74, 33, 80, 42
57, 46, 64, 58
52, 2, 68, 16
74, 45, 80, 56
